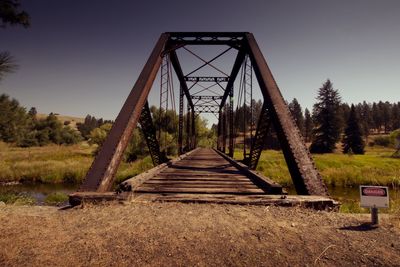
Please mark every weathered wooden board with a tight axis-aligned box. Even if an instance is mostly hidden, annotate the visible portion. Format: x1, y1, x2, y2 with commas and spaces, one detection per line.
121, 148, 283, 195
131, 193, 339, 210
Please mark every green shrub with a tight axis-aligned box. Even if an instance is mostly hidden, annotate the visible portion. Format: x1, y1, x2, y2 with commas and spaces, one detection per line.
44, 192, 69, 205
373, 136, 392, 147
0, 192, 35, 205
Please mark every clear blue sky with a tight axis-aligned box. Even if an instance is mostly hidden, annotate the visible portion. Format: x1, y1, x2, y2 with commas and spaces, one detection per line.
1, 0, 399, 124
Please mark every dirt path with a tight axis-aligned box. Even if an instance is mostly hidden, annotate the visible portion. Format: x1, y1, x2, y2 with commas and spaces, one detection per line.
0, 203, 399, 266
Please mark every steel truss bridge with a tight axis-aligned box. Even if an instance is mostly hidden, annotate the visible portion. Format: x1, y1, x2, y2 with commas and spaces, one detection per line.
70, 32, 330, 206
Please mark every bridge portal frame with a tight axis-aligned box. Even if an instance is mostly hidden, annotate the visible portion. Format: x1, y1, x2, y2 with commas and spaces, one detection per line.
77, 32, 328, 196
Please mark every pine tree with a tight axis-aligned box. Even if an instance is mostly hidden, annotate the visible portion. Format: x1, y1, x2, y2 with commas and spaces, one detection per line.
304, 108, 312, 143
342, 104, 365, 154
288, 98, 304, 134
310, 79, 342, 153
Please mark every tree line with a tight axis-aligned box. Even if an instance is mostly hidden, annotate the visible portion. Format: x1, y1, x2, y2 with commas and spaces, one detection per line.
225, 79, 399, 155
288, 79, 399, 154
0, 93, 214, 159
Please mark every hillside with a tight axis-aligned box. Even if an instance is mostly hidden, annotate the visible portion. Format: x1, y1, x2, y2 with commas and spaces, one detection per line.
37, 113, 85, 130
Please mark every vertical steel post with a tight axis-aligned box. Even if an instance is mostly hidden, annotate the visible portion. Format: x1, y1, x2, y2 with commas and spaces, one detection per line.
178, 85, 184, 155
228, 87, 234, 157
222, 107, 227, 153
243, 55, 253, 160
217, 109, 222, 150
191, 108, 196, 148
186, 103, 191, 150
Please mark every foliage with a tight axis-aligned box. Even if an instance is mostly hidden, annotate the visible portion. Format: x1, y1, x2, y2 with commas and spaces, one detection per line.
390, 129, 400, 157
342, 104, 365, 154
303, 108, 312, 143
44, 192, 69, 205
288, 98, 304, 133
0, 94, 29, 144
88, 123, 112, 146
372, 136, 392, 147
0, 51, 18, 80
0, 94, 83, 147
310, 79, 342, 153
0, 0, 30, 28
0, 192, 35, 205
77, 115, 111, 139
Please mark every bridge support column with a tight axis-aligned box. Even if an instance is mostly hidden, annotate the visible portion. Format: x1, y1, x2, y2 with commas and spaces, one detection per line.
228, 87, 234, 157
178, 85, 184, 155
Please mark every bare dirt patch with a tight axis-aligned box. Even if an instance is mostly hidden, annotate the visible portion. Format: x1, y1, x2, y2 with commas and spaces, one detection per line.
0, 202, 399, 266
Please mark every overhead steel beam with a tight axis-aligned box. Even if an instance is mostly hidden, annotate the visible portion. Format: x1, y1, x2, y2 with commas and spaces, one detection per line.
169, 51, 194, 109
168, 32, 246, 46
245, 33, 328, 196
194, 105, 220, 114
185, 76, 229, 83
78, 33, 170, 192
219, 49, 246, 109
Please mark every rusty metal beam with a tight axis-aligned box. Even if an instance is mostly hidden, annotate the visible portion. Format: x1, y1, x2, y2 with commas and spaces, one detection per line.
78, 33, 170, 192
245, 33, 328, 196
247, 103, 272, 170
220, 49, 246, 109
139, 101, 168, 165
178, 85, 184, 155
169, 51, 194, 109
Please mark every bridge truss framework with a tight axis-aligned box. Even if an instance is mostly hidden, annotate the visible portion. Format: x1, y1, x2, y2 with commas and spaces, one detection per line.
77, 32, 328, 196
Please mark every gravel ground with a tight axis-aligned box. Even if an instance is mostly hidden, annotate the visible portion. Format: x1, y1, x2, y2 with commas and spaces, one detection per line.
0, 202, 399, 266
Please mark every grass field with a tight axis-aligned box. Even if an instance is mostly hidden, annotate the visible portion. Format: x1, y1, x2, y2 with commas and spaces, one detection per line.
2, 141, 399, 188
234, 146, 400, 189
0, 142, 153, 186
1, 142, 400, 212
234, 146, 400, 213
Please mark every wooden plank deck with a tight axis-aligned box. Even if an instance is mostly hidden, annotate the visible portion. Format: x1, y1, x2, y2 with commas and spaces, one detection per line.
70, 148, 339, 210
134, 148, 281, 195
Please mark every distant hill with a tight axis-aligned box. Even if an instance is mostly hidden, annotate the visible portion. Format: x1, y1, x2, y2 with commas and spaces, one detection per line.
37, 113, 84, 130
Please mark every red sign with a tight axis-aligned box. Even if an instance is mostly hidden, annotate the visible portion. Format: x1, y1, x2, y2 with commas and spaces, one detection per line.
360, 186, 389, 208
362, 187, 387, 197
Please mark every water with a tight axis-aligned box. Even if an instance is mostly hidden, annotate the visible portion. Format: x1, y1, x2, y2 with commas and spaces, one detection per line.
0, 183, 77, 205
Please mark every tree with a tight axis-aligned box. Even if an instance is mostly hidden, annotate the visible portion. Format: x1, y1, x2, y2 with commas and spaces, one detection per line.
390, 129, 400, 158
0, 94, 29, 144
392, 103, 400, 130
288, 98, 304, 134
88, 123, 112, 146
1, 1, 30, 79
310, 79, 342, 153
0, 0, 30, 28
304, 108, 312, 143
342, 104, 365, 154
0, 51, 18, 80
